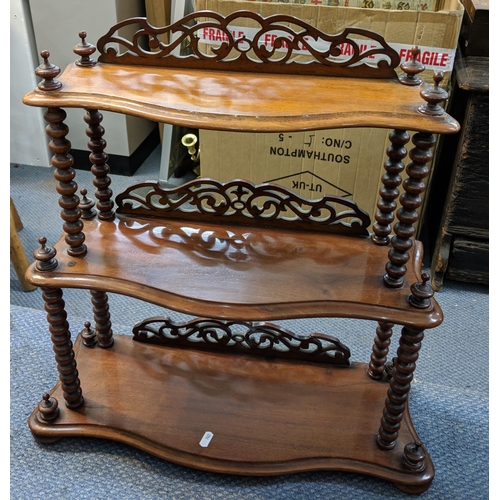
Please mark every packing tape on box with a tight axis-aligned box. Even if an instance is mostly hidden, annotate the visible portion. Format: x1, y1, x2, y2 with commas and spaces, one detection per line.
197, 25, 455, 71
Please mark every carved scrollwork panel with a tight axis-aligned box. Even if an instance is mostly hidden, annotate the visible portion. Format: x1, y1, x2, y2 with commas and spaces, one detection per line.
96, 10, 400, 78
115, 178, 370, 236
132, 316, 351, 366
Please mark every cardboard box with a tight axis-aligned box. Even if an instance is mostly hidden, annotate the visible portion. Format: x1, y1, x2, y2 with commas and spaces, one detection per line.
199, 128, 397, 225
194, 0, 463, 86
195, 0, 463, 226
145, 0, 172, 40
198, 1, 442, 11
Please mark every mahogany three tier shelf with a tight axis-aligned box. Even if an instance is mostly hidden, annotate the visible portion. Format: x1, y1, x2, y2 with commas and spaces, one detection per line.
22, 11, 459, 494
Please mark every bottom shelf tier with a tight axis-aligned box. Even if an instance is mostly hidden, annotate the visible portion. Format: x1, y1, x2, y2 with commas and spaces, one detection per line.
29, 333, 433, 494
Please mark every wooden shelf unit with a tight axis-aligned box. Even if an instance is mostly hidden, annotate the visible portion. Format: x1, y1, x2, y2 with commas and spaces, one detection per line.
22, 11, 459, 495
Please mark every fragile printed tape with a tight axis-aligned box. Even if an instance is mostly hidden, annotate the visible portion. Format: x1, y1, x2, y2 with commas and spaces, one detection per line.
197, 25, 456, 71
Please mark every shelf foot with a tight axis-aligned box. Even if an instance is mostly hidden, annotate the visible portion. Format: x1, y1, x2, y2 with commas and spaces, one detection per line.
394, 478, 432, 495
36, 393, 60, 423
32, 434, 63, 445
30, 393, 63, 444
402, 441, 427, 473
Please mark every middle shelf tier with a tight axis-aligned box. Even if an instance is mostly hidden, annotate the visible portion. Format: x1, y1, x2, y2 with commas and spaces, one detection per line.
26, 216, 442, 327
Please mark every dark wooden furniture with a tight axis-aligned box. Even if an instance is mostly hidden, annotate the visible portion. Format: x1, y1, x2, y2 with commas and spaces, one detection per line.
460, 0, 489, 58
427, 47, 488, 289
22, 12, 459, 494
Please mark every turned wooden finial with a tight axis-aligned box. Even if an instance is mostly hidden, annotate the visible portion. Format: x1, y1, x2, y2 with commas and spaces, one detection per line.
37, 393, 60, 423
79, 188, 97, 219
73, 31, 97, 67
33, 236, 58, 272
35, 50, 62, 91
80, 321, 98, 347
399, 47, 425, 86
409, 273, 434, 309
418, 71, 449, 116
402, 441, 427, 472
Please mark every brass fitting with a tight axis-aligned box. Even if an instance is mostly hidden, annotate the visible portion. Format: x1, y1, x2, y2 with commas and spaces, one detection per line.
181, 133, 200, 162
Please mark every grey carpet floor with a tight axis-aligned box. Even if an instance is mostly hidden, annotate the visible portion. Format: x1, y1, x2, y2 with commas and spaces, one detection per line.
10, 149, 489, 499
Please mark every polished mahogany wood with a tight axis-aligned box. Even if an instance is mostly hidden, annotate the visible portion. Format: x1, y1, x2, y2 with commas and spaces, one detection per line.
399, 47, 425, 87
73, 31, 97, 67
26, 216, 442, 328
378, 325, 425, 450
84, 109, 115, 221
96, 11, 400, 79
80, 321, 98, 347
23, 63, 460, 135
40, 286, 84, 410
78, 189, 96, 219
33, 236, 58, 272
419, 72, 450, 116
36, 393, 60, 424
43, 107, 87, 257
132, 316, 351, 365
21, 12, 461, 494
90, 290, 114, 348
28, 334, 434, 493
371, 129, 410, 246
384, 132, 436, 288
368, 321, 394, 380
115, 178, 371, 236
34, 50, 62, 91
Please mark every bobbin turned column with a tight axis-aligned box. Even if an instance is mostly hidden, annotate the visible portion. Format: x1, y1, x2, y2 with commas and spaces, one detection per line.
383, 72, 449, 288
84, 109, 115, 221
383, 132, 435, 288
377, 325, 424, 450
90, 290, 114, 348
371, 130, 410, 246
83, 105, 115, 346
42, 286, 84, 409
368, 322, 394, 380
35, 51, 87, 257
44, 106, 87, 257
73, 27, 114, 221
33, 238, 84, 410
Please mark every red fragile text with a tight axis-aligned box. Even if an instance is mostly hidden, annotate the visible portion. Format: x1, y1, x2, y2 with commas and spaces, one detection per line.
400, 48, 449, 67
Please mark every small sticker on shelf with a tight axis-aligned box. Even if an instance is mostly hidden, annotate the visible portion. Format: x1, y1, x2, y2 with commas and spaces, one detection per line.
199, 431, 214, 448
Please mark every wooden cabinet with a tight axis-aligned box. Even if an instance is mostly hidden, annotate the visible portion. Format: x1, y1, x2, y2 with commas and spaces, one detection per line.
22, 12, 459, 494
427, 48, 488, 289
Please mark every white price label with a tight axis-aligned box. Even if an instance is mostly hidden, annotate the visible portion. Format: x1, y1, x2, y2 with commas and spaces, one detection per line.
199, 431, 214, 448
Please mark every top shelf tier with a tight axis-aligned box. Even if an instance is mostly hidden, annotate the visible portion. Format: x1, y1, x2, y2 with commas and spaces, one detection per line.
23, 62, 460, 134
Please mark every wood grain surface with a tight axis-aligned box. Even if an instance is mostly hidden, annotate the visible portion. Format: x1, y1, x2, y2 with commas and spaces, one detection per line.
26, 217, 442, 328
23, 62, 460, 134
29, 334, 434, 491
